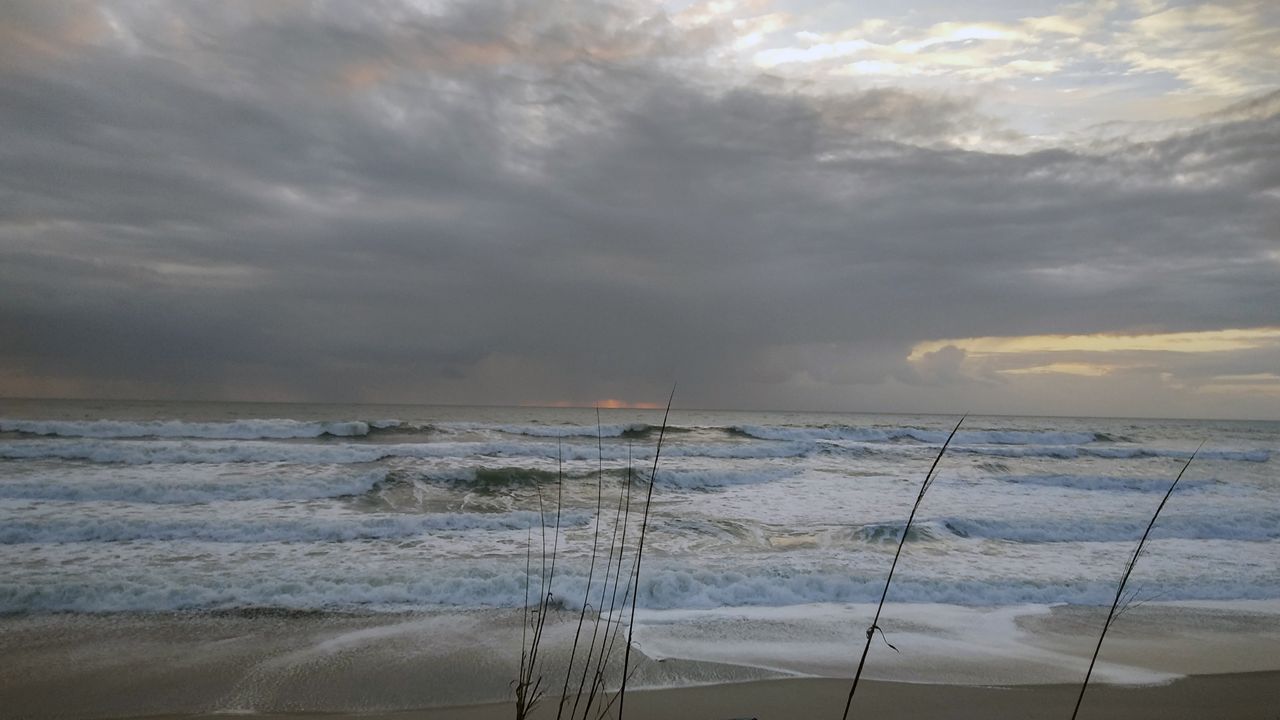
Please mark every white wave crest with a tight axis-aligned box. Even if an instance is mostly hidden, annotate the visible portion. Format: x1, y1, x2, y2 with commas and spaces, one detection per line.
0, 464, 390, 504
484, 422, 656, 438
653, 468, 795, 489
3, 560, 1275, 613
938, 514, 1280, 543
0, 438, 811, 464
999, 474, 1221, 492
0, 418, 373, 439
0, 509, 591, 544
959, 445, 1271, 462
730, 424, 1099, 446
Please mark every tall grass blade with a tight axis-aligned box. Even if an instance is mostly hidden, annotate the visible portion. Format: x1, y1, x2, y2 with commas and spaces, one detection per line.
1068, 444, 1202, 720
515, 442, 565, 719
840, 414, 965, 720
586, 443, 636, 717
571, 426, 631, 719
516, 526, 532, 719
616, 384, 676, 720
558, 410, 608, 720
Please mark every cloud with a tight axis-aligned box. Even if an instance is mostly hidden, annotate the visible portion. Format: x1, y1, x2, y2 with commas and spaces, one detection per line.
1117, 0, 1280, 94
742, 0, 1279, 138
0, 0, 1277, 417
907, 328, 1280, 402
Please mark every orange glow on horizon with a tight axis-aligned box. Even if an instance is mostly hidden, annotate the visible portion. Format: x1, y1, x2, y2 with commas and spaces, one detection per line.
539, 399, 664, 410
596, 398, 663, 409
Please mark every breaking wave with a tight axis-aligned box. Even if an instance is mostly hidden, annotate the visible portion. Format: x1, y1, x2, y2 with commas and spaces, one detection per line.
998, 474, 1222, 492
0, 464, 390, 504
472, 422, 672, 439
959, 445, 1270, 462
0, 418, 383, 440
0, 438, 813, 464
3, 560, 1276, 614
653, 468, 796, 489
936, 514, 1280, 543
0, 508, 591, 544
728, 424, 1104, 446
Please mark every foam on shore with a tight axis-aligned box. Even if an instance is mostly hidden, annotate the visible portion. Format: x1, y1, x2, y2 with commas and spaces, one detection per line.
2, 602, 1278, 719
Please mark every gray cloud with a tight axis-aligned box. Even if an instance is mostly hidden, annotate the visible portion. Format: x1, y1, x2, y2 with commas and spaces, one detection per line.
1, 0, 1277, 415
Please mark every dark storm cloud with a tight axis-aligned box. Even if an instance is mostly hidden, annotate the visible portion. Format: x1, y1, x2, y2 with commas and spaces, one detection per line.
1, 0, 1277, 412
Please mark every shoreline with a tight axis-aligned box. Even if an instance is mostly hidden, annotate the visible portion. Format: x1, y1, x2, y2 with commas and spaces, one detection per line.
3, 602, 1278, 719
109, 672, 1280, 720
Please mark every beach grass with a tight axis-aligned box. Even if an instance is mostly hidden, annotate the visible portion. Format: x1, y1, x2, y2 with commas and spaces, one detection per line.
1070, 444, 1202, 720
840, 415, 965, 720
516, 388, 675, 720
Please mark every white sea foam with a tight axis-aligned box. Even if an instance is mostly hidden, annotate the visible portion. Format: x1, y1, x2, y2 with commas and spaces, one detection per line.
730, 424, 1100, 446
0, 464, 390, 503
959, 445, 1271, 462
998, 474, 1221, 492
405, 465, 795, 490
0, 507, 591, 544
454, 422, 659, 438
2, 406, 1276, 618
0, 418, 373, 439
935, 514, 1280, 543
2, 556, 1276, 614
653, 468, 796, 489
629, 603, 1185, 685
665, 442, 812, 459
0, 438, 813, 464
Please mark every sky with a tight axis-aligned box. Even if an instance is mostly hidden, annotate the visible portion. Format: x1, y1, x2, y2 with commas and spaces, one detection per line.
1, 0, 1277, 418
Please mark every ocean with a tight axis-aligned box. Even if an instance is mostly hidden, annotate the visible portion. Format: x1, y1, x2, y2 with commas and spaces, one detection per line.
2, 399, 1275, 620
5, 396, 1280, 714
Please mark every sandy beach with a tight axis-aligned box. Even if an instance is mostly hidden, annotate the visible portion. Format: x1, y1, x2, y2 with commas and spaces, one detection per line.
3, 602, 1277, 720
99, 673, 1279, 720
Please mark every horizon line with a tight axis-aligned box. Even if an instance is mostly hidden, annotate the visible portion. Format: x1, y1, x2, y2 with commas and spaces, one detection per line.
1, 394, 1276, 424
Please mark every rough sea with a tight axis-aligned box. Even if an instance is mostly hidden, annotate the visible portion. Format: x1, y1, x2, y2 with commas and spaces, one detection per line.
2, 399, 1276, 619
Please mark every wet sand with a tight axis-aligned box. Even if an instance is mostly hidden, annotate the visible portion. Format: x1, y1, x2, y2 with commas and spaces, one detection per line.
2, 604, 1278, 719
51, 673, 1280, 720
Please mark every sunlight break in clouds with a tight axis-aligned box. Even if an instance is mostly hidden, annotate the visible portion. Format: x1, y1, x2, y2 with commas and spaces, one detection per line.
910, 328, 1280, 358
0, 0, 1277, 418
738, 0, 1280, 137
909, 329, 1280, 395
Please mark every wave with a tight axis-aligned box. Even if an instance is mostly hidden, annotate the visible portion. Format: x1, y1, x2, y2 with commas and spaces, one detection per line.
728, 424, 1102, 446
0, 464, 390, 504
936, 514, 1280, 543
854, 521, 947, 543
365, 421, 432, 436
0, 418, 382, 440
653, 468, 796, 489
0, 438, 812, 465
2, 436, 1264, 468
384, 465, 796, 493
0, 508, 591, 544
482, 422, 668, 439
626, 567, 1280, 610
999, 474, 1222, 492
958, 445, 1271, 462
435, 466, 563, 487
3, 560, 1275, 614
849, 510, 1279, 544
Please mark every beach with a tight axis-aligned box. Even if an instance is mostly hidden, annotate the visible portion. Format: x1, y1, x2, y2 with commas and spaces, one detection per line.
11, 675, 1280, 720
1, 400, 1277, 718
3, 602, 1278, 719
